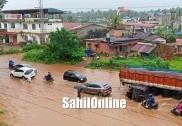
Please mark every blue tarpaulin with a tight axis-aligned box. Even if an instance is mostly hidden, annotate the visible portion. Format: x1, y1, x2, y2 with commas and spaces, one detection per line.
176, 32, 182, 35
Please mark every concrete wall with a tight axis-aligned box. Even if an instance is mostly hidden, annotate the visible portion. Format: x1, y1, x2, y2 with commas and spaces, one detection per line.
72, 25, 107, 38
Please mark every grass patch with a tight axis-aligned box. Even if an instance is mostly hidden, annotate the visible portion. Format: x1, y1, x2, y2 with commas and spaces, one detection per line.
0, 122, 9, 126
23, 49, 82, 65
0, 48, 22, 55
0, 109, 7, 115
86, 56, 182, 72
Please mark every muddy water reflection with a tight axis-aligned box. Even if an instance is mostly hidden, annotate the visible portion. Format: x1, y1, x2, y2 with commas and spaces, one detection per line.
0, 54, 181, 126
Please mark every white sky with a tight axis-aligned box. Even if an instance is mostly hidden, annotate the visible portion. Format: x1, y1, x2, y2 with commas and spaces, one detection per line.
3, 0, 182, 12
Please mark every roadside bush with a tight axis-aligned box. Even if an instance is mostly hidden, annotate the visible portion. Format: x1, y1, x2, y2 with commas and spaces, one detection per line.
22, 42, 44, 52
0, 45, 3, 52
23, 49, 44, 63
0, 48, 22, 55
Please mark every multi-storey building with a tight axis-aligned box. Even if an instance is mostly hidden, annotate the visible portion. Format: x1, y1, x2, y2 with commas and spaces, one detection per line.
0, 8, 64, 44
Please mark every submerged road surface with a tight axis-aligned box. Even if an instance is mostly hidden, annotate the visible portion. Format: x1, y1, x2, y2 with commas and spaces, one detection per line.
0, 54, 181, 126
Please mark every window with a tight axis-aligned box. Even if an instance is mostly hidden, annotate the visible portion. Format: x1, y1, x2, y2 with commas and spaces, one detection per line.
11, 23, 15, 28
23, 24, 28, 29
4, 23, 7, 29
25, 36, 28, 41
33, 36, 36, 41
32, 24, 36, 29
0, 23, 1, 29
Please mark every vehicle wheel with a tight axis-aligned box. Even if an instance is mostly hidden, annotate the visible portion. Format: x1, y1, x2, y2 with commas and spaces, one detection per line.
77, 80, 80, 83
10, 74, 14, 77
98, 92, 103, 97
22, 76, 26, 80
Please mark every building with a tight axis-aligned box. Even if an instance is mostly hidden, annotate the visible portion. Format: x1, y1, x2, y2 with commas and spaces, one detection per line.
0, 8, 65, 44
135, 32, 166, 44
124, 23, 158, 34
85, 37, 139, 56
176, 39, 182, 53
117, 6, 126, 16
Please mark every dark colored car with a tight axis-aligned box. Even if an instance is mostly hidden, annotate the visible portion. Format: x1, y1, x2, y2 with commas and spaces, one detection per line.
80, 81, 112, 96
63, 70, 87, 83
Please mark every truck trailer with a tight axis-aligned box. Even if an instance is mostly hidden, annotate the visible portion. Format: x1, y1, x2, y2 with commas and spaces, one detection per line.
119, 67, 182, 99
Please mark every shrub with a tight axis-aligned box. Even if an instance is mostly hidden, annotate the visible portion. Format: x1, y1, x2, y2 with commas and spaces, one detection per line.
0, 48, 22, 55
22, 42, 44, 52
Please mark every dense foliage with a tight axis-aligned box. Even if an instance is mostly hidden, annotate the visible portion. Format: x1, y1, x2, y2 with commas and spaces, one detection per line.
23, 28, 86, 64
154, 26, 177, 42
87, 56, 182, 72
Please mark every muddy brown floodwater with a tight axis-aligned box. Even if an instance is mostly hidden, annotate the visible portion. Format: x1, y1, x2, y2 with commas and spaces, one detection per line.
0, 54, 181, 126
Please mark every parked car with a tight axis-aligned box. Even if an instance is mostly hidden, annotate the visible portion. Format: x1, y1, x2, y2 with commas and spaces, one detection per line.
80, 81, 112, 96
10, 67, 37, 79
13, 64, 37, 73
63, 70, 87, 83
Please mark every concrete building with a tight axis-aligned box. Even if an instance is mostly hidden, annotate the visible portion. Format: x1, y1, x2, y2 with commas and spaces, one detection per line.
0, 8, 65, 44
85, 37, 139, 56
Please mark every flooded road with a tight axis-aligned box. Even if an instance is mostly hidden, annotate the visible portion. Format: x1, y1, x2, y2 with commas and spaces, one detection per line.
0, 54, 181, 126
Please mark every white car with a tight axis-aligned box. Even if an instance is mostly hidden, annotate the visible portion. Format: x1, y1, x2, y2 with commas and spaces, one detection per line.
10, 67, 36, 79
13, 64, 37, 73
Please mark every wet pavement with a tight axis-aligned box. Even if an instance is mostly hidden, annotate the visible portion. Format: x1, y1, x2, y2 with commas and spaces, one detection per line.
0, 54, 181, 126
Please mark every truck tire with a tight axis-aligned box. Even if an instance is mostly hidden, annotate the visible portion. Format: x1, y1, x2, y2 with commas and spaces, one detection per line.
161, 90, 171, 97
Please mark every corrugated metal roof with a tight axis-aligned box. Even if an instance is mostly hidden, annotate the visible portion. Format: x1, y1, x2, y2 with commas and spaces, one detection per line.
176, 39, 182, 46
131, 44, 156, 53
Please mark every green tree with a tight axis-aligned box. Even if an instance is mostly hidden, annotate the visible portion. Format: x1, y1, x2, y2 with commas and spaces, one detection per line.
67, 16, 75, 23
108, 15, 124, 30
165, 28, 177, 42
0, 0, 7, 19
48, 28, 85, 62
155, 26, 177, 43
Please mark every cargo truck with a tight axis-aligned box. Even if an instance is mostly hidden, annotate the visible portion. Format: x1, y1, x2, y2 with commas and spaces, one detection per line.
119, 67, 182, 99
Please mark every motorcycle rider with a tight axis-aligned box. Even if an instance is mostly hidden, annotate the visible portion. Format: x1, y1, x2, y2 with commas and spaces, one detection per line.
46, 72, 52, 81
176, 100, 182, 116
146, 94, 155, 108
9, 59, 14, 69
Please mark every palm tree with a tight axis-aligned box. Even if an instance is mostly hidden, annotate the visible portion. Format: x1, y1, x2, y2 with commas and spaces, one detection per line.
108, 15, 124, 30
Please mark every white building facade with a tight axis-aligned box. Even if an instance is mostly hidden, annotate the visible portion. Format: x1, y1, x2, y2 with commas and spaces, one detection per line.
0, 8, 64, 44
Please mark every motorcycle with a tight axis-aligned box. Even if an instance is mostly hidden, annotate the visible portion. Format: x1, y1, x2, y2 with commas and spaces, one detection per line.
141, 100, 158, 109
171, 107, 182, 116
43, 75, 54, 82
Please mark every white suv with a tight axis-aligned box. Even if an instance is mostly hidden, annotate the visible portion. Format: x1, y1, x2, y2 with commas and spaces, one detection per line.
10, 67, 36, 79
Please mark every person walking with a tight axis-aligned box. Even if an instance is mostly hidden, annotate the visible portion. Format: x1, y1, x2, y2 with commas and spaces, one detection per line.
77, 89, 81, 99
26, 74, 31, 84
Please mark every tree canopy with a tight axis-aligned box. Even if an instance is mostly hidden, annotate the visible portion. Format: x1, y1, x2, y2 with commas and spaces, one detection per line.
155, 26, 177, 43
0, 0, 7, 19
47, 28, 85, 62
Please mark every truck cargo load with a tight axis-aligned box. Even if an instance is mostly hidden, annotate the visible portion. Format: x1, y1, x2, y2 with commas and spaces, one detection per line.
119, 67, 182, 92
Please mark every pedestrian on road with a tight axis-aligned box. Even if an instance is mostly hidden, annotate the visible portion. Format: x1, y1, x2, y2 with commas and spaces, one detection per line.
77, 89, 81, 99
26, 74, 31, 84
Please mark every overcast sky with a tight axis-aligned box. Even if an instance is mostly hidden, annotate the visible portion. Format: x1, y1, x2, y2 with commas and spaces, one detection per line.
3, 0, 182, 12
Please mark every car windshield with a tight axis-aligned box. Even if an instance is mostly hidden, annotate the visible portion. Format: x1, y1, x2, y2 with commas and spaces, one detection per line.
25, 69, 33, 75
103, 84, 109, 88
75, 73, 83, 77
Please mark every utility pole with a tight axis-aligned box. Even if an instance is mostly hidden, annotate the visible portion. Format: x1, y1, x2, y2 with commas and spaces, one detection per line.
38, 0, 44, 44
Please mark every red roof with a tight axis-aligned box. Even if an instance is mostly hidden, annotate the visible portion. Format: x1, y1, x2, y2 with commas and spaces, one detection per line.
124, 23, 157, 28
176, 39, 182, 46
63, 23, 83, 30
131, 44, 156, 53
